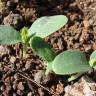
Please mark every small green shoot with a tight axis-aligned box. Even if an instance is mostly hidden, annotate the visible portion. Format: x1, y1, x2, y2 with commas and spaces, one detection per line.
21, 27, 29, 58
0, 15, 94, 82
0, 15, 68, 59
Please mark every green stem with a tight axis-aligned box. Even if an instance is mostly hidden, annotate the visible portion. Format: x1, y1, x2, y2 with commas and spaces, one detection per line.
68, 73, 84, 82
22, 43, 28, 59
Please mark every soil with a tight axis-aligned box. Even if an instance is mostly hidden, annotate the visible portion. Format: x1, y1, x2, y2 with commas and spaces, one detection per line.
0, 0, 96, 96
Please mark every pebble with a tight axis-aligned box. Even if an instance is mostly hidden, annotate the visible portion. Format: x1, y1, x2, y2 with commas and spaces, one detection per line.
16, 63, 21, 69
0, 46, 9, 56
3, 13, 24, 29
56, 83, 64, 95
38, 88, 44, 96
10, 56, 16, 63
0, 2, 9, 15
17, 90, 24, 95
83, 20, 90, 28
3, 90, 8, 96
17, 82, 24, 91
0, 85, 5, 91
89, 19, 94, 25
13, 83, 17, 90
13, 93, 17, 96
14, 74, 18, 80
34, 70, 44, 84
65, 76, 96, 96
27, 92, 32, 96
25, 61, 32, 70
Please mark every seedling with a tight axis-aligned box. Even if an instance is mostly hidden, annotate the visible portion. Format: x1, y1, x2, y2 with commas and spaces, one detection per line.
0, 15, 95, 81
30, 37, 92, 81
0, 15, 68, 58
30, 34, 96, 81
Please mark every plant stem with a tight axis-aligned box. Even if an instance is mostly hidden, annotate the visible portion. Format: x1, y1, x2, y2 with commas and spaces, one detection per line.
68, 73, 84, 82
22, 43, 28, 59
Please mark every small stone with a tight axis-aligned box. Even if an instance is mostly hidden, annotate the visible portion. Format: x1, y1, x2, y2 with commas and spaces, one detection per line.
57, 38, 63, 50
13, 84, 17, 90
0, 2, 9, 15
0, 85, 5, 91
25, 61, 32, 70
38, 88, 44, 96
83, 20, 90, 28
3, 90, 8, 96
13, 93, 17, 96
56, 83, 64, 95
17, 90, 24, 95
34, 70, 44, 84
10, 56, 16, 63
6, 84, 12, 91
14, 0, 19, 3
14, 74, 18, 80
65, 76, 96, 96
27, 92, 32, 96
3, 13, 24, 29
0, 46, 9, 56
17, 82, 24, 91
5, 77, 11, 83
89, 19, 94, 25
16, 63, 21, 69
42, 73, 53, 84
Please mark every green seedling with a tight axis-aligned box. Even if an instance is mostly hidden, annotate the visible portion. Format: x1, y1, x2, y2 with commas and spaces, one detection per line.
30, 36, 93, 81
0, 15, 68, 58
31, 38, 92, 81
0, 15, 94, 82
20, 27, 29, 58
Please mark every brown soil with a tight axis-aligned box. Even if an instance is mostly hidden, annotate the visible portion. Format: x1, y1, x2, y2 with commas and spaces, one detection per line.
0, 0, 96, 96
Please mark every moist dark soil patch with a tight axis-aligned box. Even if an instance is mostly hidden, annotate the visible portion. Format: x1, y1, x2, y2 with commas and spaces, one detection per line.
0, 0, 96, 96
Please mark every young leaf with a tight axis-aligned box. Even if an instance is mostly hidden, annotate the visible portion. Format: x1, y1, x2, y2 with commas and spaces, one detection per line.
89, 50, 96, 69
30, 36, 56, 62
28, 15, 68, 38
52, 50, 91, 75
0, 25, 21, 45
21, 27, 28, 44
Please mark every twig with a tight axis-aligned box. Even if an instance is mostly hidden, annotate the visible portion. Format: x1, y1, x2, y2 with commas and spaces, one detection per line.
17, 71, 56, 95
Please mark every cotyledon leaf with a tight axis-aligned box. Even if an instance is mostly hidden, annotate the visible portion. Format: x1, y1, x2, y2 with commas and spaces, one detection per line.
28, 15, 68, 38
89, 50, 96, 69
30, 36, 56, 62
0, 25, 21, 45
51, 50, 91, 75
